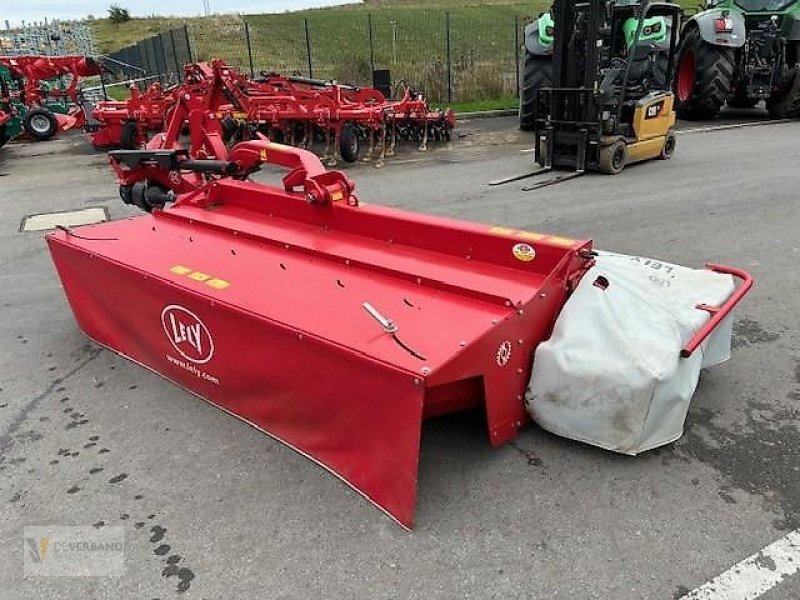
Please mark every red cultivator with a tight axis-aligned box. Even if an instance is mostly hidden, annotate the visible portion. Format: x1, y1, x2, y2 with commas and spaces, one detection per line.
90, 60, 455, 165
89, 81, 178, 149
0, 54, 102, 136
223, 65, 455, 165
47, 124, 753, 526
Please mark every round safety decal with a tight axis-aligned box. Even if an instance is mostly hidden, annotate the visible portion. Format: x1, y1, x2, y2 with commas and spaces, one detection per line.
512, 243, 536, 262
496, 341, 512, 367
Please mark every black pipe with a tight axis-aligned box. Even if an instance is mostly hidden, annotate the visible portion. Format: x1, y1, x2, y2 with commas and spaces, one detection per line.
178, 159, 238, 175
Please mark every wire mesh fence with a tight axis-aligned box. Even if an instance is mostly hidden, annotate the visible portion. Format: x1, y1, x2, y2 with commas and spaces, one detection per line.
103, 8, 533, 104
1, 21, 97, 56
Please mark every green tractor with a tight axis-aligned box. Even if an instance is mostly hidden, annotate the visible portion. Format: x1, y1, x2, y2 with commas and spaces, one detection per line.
675, 0, 800, 118
519, 10, 555, 130
519, 1, 675, 130
0, 64, 22, 148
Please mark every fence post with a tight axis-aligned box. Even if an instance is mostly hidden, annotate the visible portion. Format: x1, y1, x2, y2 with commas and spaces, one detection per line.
184, 24, 194, 63
446, 12, 452, 104
368, 12, 375, 75
137, 42, 145, 78
304, 18, 313, 78
514, 15, 521, 97
155, 34, 167, 82
139, 40, 148, 76
169, 28, 181, 76
244, 21, 255, 78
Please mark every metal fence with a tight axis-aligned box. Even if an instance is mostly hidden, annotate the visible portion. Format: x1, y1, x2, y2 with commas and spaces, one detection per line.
1, 20, 97, 56
104, 26, 193, 84
103, 9, 530, 104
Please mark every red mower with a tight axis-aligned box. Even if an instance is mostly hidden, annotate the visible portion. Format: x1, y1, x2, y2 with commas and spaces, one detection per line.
47, 105, 753, 527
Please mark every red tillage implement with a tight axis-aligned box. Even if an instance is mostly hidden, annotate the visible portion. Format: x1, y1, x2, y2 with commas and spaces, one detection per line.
89, 81, 178, 149
89, 60, 454, 165
0, 54, 101, 131
47, 140, 749, 527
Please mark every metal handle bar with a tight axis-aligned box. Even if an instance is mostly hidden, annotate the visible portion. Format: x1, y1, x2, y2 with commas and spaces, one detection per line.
681, 263, 754, 358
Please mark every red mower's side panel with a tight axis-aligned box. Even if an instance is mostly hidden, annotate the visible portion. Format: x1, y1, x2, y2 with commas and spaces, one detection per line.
48, 237, 426, 527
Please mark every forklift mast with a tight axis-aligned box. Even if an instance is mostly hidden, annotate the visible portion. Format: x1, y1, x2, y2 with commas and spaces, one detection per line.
487, 0, 681, 187
552, 0, 605, 88
549, 0, 607, 125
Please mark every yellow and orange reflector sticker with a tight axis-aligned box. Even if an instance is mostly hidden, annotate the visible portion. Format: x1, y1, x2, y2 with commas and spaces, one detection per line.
170, 265, 230, 290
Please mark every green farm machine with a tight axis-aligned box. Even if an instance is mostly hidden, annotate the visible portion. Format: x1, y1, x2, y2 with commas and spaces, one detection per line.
521, 0, 800, 125
675, 0, 800, 118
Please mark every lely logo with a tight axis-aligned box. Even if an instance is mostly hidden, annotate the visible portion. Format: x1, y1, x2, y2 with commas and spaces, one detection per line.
161, 305, 214, 364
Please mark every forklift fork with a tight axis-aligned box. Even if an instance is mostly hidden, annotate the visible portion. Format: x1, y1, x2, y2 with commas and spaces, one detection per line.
521, 128, 587, 191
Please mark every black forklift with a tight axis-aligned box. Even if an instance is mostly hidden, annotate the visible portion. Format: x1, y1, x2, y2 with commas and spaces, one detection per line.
493, 0, 682, 190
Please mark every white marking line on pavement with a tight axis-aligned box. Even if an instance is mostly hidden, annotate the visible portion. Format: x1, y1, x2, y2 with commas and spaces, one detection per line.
677, 119, 790, 135
516, 119, 790, 154
684, 529, 800, 600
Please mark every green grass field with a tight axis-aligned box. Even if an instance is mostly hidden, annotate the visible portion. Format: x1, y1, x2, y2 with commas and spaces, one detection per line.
92, 0, 693, 103
91, 2, 545, 54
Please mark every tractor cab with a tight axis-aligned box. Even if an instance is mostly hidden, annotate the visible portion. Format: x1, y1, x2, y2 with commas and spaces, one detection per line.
596, 3, 679, 132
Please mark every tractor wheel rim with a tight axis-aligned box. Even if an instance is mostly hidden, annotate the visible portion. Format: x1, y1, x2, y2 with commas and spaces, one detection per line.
31, 114, 51, 133
677, 49, 696, 102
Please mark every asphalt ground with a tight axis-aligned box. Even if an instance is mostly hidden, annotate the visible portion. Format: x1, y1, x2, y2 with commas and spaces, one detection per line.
0, 112, 798, 599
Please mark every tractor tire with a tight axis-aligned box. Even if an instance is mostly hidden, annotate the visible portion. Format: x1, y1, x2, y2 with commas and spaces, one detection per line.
650, 55, 670, 91
339, 122, 360, 163
766, 72, 800, 118
519, 52, 553, 131
120, 121, 141, 150
674, 26, 734, 120
598, 140, 627, 175
0, 124, 8, 149
22, 108, 59, 141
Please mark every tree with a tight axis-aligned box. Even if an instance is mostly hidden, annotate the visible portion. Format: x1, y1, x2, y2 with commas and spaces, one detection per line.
108, 5, 131, 24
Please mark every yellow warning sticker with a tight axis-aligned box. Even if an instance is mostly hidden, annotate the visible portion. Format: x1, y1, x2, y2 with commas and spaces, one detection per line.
331, 191, 344, 202
170, 266, 230, 290
259, 149, 268, 162
512, 243, 536, 262
206, 278, 231, 290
